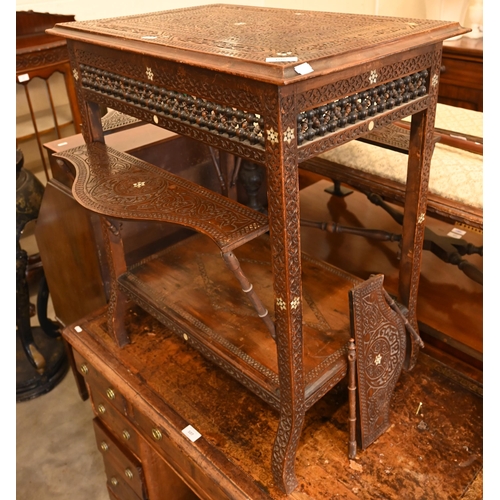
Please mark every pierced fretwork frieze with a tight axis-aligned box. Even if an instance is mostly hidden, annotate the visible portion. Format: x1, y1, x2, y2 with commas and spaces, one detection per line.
296, 97, 430, 162
297, 70, 428, 145
80, 64, 266, 147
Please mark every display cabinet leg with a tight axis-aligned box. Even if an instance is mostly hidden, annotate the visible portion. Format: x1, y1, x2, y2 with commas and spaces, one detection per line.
324, 180, 353, 197
238, 160, 267, 213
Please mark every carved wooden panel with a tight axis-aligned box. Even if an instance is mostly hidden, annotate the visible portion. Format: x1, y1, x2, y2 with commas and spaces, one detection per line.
349, 274, 406, 449
79, 63, 266, 149
16, 45, 70, 72
297, 70, 428, 145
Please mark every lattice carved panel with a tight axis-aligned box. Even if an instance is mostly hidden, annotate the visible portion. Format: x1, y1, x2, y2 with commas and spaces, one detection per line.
297, 70, 428, 145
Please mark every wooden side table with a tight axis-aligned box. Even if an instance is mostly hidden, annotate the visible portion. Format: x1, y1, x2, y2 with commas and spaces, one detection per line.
36, 123, 219, 402
37, 123, 217, 329
47, 5, 466, 493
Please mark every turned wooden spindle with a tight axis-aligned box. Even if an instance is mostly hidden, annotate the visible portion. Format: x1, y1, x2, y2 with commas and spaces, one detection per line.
222, 251, 276, 340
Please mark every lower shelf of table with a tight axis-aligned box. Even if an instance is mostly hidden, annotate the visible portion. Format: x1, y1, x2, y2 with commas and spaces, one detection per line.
118, 232, 360, 410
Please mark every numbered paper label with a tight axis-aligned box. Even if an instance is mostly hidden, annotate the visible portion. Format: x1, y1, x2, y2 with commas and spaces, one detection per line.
182, 425, 201, 442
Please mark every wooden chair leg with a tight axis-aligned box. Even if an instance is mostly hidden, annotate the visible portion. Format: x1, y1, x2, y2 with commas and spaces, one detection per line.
100, 216, 130, 347
348, 274, 407, 450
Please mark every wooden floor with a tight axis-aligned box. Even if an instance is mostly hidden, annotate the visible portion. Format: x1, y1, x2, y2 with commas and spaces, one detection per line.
298, 172, 483, 381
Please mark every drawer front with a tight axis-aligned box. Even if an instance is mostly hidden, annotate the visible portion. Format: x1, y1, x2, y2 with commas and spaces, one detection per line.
73, 348, 96, 380
440, 56, 482, 90
94, 418, 147, 499
106, 486, 122, 500
131, 407, 233, 500
91, 392, 141, 457
73, 349, 128, 414
103, 457, 143, 500
71, 348, 140, 454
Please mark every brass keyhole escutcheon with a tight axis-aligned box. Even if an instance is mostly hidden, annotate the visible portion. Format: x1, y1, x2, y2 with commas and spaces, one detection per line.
152, 428, 163, 441
80, 364, 88, 375
106, 388, 115, 400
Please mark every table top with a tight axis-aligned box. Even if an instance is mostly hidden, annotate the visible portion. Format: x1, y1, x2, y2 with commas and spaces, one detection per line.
47, 4, 466, 84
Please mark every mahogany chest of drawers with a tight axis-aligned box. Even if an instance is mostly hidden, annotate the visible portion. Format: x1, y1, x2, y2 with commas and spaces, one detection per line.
439, 38, 483, 111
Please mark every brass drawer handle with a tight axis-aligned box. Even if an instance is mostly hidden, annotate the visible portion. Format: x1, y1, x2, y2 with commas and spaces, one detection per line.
106, 388, 116, 400
79, 363, 89, 375
125, 468, 133, 480
110, 477, 118, 486
151, 428, 163, 441
97, 404, 106, 414
122, 430, 131, 441
100, 441, 109, 452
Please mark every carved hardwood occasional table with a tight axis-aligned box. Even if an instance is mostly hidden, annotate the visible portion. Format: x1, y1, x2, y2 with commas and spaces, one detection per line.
47, 5, 465, 494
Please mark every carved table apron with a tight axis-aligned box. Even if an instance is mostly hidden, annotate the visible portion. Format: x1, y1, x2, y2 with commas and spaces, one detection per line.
47, 5, 466, 494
